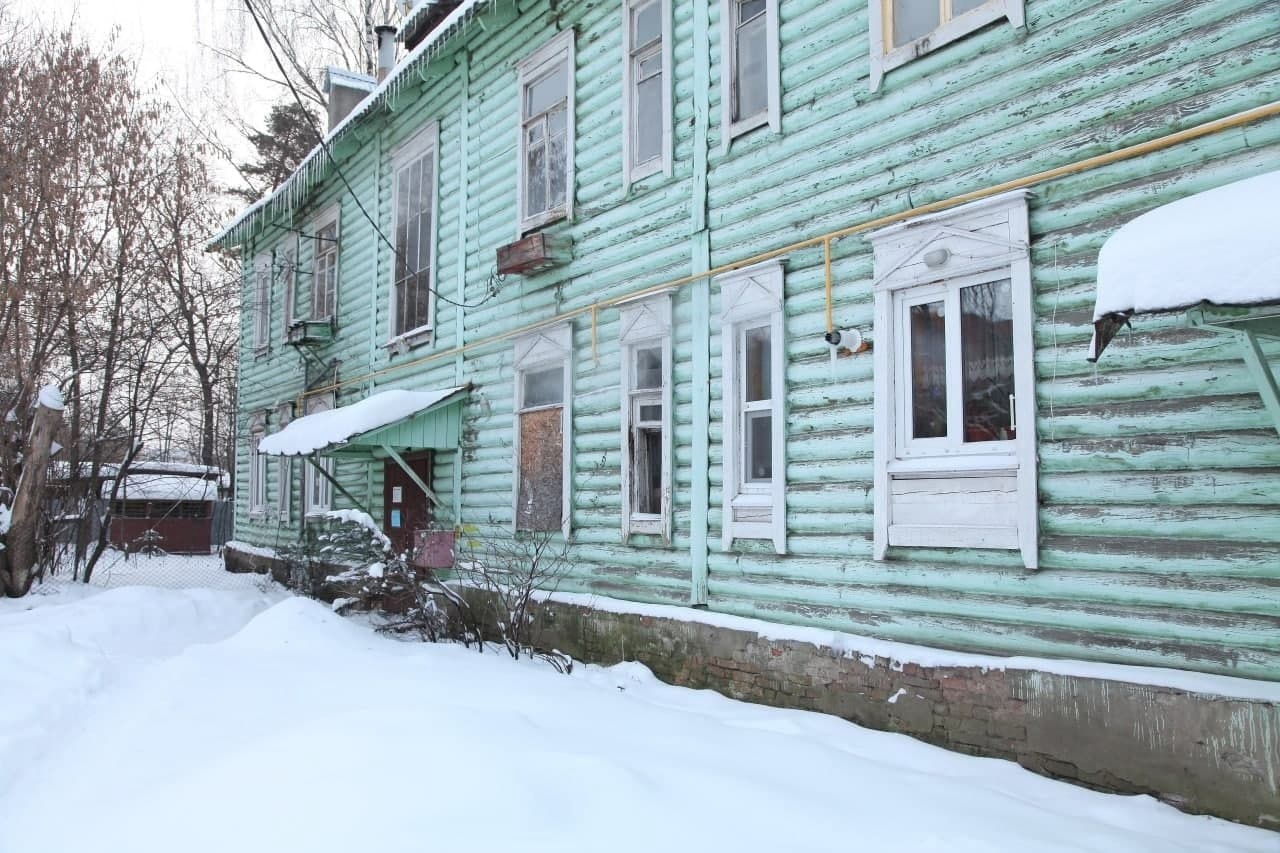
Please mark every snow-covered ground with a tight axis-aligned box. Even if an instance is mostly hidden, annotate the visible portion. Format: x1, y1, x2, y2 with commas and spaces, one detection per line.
84, 550, 267, 591
0, 577, 1274, 852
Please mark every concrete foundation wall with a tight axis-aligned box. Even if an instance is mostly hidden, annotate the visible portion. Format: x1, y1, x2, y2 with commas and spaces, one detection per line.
529, 597, 1280, 829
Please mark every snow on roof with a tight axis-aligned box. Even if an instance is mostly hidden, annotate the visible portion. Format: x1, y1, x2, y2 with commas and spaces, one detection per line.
103, 474, 219, 502
398, 0, 444, 40
323, 66, 376, 94
208, 0, 494, 250
1092, 169, 1280, 322
258, 387, 465, 456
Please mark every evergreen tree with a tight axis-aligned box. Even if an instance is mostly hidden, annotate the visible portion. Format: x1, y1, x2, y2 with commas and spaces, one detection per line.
234, 101, 320, 201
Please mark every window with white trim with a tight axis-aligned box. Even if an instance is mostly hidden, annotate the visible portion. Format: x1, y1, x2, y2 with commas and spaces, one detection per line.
720, 0, 780, 148
279, 240, 297, 342
252, 254, 271, 352
513, 324, 573, 536
248, 415, 267, 516
619, 295, 673, 540
718, 261, 786, 554
302, 394, 334, 515
868, 190, 1038, 568
311, 207, 339, 320
622, 0, 671, 188
276, 402, 293, 522
391, 123, 439, 340
868, 0, 1025, 92
517, 31, 575, 233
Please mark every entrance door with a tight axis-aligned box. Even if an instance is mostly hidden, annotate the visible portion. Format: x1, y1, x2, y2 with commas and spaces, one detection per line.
383, 453, 432, 558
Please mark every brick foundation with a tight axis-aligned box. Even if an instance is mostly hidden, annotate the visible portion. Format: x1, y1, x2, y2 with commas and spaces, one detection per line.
528, 598, 1280, 829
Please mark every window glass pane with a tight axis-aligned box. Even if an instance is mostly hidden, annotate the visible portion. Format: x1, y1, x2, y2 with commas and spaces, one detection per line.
638, 403, 662, 423
635, 346, 662, 389
635, 73, 662, 164
525, 134, 547, 216
548, 106, 568, 209
734, 12, 767, 121
909, 300, 947, 439
525, 62, 566, 117
744, 325, 771, 402
745, 411, 772, 482
634, 425, 663, 515
952, 0, 987, 15
632, 0, 661, 48
961, 279, 1015, 442
892, 0, 940, 46
523, 365, 564, 408
739, 0, 766, 21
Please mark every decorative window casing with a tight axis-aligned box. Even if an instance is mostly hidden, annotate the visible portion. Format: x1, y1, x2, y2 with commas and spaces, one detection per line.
622, 0, 672, 189
513, 324, 573, 537
251, 253, 271, 353
279, 239, 297, 342
868, 190, 1038, 568
718, 260, 786, 554
868, 0, 1025, 92
248, 413, 267, 516
720, 0, 780, 150
302, 394, 335, 516
517, 31, 575, 234
619, 294, 673, 541
311, 205, 340, 320
276, 402, 293, 523
390, 123, 440, 342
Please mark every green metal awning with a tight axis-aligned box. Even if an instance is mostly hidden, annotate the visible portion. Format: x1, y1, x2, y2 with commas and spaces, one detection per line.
260, 386, 469, 458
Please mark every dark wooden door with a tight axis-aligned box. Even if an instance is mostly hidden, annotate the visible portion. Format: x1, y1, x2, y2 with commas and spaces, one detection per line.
383, 453, 432, 558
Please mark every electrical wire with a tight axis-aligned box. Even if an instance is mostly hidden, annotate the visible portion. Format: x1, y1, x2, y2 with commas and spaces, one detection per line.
241, 0, 498, 311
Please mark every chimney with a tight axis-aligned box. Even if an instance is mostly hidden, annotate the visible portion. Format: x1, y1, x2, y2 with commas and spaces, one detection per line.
375, 25, 397, 83
322, 66, 377, 132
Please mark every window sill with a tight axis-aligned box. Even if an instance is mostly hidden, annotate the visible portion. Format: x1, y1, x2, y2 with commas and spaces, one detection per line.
888, 453, 1017, 477
384, 326, 434, 355
252, 345, 270, 360
872, 0, 1019, 91
520, 207, 569, 236
627, 516, 664, 536
725, 111, 770, 147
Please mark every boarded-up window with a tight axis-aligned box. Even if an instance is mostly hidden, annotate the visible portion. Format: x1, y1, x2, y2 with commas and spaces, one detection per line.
517, 406, 563, 531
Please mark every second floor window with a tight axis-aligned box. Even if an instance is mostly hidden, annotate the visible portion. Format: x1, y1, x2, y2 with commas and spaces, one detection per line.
312, 210, 339, 320
623, 0, 670, 187
868, 0, 1026, 92
392, 125, 438, 339
252, 254, 271, 352
721, 0, 779, 146
518, 31, 575, 233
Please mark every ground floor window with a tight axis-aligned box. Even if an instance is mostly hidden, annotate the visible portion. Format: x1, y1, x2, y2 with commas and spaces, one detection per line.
302, 395, 334, 516
620, 295, 673, 540
513, 324, 572, 535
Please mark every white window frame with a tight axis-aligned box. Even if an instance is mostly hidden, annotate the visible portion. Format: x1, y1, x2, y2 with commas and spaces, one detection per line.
512, 323, 573, 538
248, 414, 267, 517
388, 122, 441, 344
302, 393, 335, 517
279, 238, 298, 343
619, 294, 673, 541
310, 204, 340, 321
868, 0, 1025, 92
251, 253, 271, 354
621, 0, 673, 191
718, 260, 786, 554
516, 30, 576, 235
868, 189, 1037, 568
276, 402, 293, 523
719, 0, 781, 152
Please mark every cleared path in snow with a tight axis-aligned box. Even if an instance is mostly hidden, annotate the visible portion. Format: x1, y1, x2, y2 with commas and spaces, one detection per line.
0, 585, 1273, 853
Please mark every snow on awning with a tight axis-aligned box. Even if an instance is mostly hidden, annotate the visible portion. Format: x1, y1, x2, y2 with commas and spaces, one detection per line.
1089, 169, 1280, 360
103, 475, 218, 502
259, 387, 467, 457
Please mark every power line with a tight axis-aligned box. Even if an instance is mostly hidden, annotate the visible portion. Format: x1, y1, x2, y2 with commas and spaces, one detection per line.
241, 0, 496, 311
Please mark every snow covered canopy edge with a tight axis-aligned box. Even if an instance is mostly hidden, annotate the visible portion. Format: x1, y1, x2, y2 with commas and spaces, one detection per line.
259, 387, 466, 456
207, 0, 497, 252
1088, 169, 1280, 361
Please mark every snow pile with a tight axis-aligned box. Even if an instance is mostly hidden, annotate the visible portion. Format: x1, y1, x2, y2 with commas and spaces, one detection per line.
1093, 169, 1280, 320
0, 589, 1273, 852
259, 387, 464, 456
